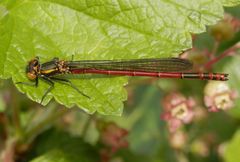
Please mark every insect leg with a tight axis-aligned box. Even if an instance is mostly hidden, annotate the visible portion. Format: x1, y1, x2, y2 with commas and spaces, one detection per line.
15, 77, 39, 87
50, 77, 90, 99
35, 77, 39, 86
40, 75, 54, 104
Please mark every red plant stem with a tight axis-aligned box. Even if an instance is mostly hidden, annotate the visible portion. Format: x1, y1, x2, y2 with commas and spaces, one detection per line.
1, 138, 17, 162
204, 41, 220, 60
204, 43, 240, 69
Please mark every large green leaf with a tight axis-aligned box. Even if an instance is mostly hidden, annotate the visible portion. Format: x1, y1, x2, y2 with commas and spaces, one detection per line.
0, 0, 233, 115
222, 0, 240, 7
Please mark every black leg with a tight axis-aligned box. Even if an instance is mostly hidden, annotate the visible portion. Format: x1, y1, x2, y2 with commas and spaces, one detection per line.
50, 77, 90, 99
35, 77, 39, 86
15, 81, 36, 86
15, 77, 38, 87
40, 75, 54, 104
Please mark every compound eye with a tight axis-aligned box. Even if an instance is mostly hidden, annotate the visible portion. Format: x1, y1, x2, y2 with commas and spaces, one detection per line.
27, 72, 37, 80
33, 60, 39, 66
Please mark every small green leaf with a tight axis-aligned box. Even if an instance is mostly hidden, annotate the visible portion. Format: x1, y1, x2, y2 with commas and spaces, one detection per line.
117, 150, 152, 162
31, 149, 70, 162
224, 130, 240, 162
220, 55, 240, 118
0, 0, 234, 115
30, 149, 97, 162
30, 129, 100, 162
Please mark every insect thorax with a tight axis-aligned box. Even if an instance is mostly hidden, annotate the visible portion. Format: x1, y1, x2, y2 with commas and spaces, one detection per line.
57, 60, 70, 74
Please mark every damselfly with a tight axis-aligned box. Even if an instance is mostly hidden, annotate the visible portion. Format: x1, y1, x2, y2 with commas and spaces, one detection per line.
17, 57, 228, 103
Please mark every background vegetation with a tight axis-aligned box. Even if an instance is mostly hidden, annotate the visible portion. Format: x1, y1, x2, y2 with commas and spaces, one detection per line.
0, 1, 240, 162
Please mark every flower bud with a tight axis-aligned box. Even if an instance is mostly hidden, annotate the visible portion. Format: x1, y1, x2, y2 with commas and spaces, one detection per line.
191, 139, 209, 157
170, 131, 187, 150
210, 21, 234, 41
161, 92, 196, 132
204, 81, 238, 112
98, 122, 128, 153
210, 14, 240, 42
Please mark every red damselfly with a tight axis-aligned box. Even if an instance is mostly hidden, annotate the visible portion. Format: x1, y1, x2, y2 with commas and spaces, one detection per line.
17, 57, 228, 103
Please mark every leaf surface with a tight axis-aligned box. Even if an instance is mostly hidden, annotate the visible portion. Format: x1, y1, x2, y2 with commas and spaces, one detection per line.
222, 0, 240, 7
0, 0, 232, 115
